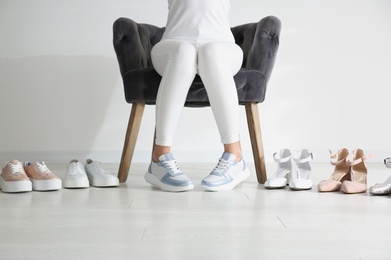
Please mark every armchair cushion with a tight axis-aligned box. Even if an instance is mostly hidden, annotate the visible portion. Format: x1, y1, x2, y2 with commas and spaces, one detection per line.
113, 16, 280, 107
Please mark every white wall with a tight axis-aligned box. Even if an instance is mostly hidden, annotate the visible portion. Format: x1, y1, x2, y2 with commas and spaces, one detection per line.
1, 0, 390, 164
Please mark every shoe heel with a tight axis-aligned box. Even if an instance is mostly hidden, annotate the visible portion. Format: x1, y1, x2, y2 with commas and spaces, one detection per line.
341, 149, 371, 194
317, 148, 350, 192
286, 171, 292, 186
289, 149, 313, 190
265, 149, 292, 189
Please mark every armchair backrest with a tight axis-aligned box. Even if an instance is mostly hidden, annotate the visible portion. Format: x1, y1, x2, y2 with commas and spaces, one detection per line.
113, 16, 280, 83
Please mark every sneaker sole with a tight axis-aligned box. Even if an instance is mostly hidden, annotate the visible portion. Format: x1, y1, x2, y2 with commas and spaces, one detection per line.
63, 179, 89, 189
88, 178, 119, 187
144, 172, 194, 192
0, 177, 32, 193
31, 179, 62, 191
201, 168, 251, 192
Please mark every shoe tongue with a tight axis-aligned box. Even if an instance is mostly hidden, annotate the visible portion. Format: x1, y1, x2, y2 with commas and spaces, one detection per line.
10, 159, 20, 165
159, 153, 175, 162
222, 152, 236, 162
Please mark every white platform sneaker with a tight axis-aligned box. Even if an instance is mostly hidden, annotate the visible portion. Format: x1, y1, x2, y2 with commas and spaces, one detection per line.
64, 160, 89, 188
85, 159, 119, 187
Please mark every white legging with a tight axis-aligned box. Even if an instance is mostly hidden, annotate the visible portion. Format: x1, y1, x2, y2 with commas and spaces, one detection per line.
151, 40, 243, 146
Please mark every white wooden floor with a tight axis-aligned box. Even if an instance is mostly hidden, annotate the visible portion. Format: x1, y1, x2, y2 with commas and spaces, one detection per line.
1, 162, 390, 260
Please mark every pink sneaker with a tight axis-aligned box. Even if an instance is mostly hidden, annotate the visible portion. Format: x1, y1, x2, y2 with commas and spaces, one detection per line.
24, 161, 62, 191
0, 160, 32, 193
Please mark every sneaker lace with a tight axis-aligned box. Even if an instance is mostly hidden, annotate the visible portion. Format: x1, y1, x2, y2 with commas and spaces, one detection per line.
8, 162, 23, 175
162, 160, 182, 176
68, 163, 80, 176
212, 158, 232, 176
36, 162, 50, 173
96, 162, 110, 175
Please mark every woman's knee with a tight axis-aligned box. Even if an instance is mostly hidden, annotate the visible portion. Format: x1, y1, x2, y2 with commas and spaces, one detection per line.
152, 40, 197, 75
153, 41, 196, 61
175, 41, 197, 58
198, 42, 243, 74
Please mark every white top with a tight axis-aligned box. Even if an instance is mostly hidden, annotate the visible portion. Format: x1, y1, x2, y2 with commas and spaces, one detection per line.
161, 0, 234, 44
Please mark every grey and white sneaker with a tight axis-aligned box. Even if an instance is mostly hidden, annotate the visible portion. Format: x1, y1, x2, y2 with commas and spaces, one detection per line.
64, 160, 89, 188
144, 153, 194, 192
85, 159, 119, 187
201, 152, 250, 191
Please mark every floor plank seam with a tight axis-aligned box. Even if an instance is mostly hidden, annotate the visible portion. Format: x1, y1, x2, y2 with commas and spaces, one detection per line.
140, 227, 147, 242
277, 216, 287, 228
127, 199, 134, 208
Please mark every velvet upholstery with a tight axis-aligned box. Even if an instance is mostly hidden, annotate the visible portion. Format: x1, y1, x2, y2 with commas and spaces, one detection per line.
113, 16, 281, 107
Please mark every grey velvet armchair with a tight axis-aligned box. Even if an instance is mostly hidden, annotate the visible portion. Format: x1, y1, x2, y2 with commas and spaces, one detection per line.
113, 16, 281, 184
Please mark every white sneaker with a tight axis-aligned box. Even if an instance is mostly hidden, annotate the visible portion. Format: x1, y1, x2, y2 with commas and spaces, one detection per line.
0, 160, 32, 193
64, 160, 89, 188
144, 153, 194, 192
201, 152, 250, 191
85, 159, 119, 187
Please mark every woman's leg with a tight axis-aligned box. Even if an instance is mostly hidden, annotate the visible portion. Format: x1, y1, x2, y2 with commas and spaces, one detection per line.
145, 40, 197, 192
151, 40, 198, 161
197, 41, 243, 160
197, 41, 250, 191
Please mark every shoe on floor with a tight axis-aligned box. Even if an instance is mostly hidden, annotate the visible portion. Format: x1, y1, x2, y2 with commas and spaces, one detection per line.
144, 153, 194, 192
24, 161, 62, 191
289, 149, 313, 190
0, 160, 32, 193
201, 152, 250, 191
85, 159, 119, 187
369, 176, 391, 195
317, 148, 350, 192
264, 149, 292, 189
64, 160, 89, 188
340, 149, 368, 194
384, 157, 391, 168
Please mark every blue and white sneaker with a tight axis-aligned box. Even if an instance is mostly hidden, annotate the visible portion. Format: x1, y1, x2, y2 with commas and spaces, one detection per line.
201, 152, 250, 191
144, 153, 194, 192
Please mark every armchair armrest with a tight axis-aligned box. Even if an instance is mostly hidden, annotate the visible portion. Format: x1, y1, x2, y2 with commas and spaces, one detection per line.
113, 17, 164, 77
232, 16, 281, 83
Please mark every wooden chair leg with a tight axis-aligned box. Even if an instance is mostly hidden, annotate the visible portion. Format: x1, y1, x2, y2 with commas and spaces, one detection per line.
245, 102, 267, 184
118, 103, 145, 183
